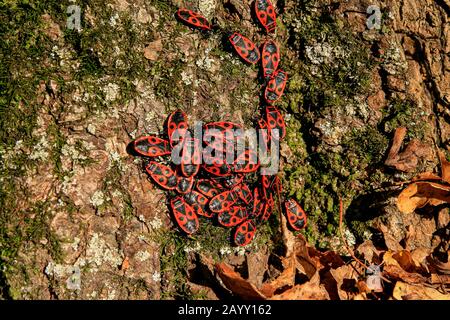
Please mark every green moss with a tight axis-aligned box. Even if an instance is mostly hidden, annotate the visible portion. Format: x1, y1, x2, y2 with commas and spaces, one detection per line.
381, 98, 428, 139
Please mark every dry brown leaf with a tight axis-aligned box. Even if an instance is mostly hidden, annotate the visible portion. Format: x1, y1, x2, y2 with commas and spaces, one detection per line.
329, 263, 361, 300
270, 273, 330, 300
215, 262, 266, 300
397, 181, 450, 213
430, 274, 450, 284
356, 240, 383, 264
294, 236, 318, 279
260, 254, 296, 298
429, 254, 450, 275
438, 150, 450, 184
385, 127, 430, 172
392, 250, 416, 272
384, 264, 427, 284
410, 248, 431, 270
412, 172, 442, 182
393, 282, 450, 300
144, 39, 163, 61
383, 251, 401, 267
246, 249, 269, 288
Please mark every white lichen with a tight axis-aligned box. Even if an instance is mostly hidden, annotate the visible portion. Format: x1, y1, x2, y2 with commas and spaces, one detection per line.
198, 0, 216, 19
180, 71, 194, 86
149, 217, 163, 229
90, 190, 105, 208
344, 229, 356, 247
196, 48, 215, 71
29, 136, 50, 161
85, 233, 123, 269
135, 250, 151, 262
152, 271, 161, 282
103, 83, 120, 102
234, 246, 246, 256
184, 242, 202, 254
219, 246, 232, 256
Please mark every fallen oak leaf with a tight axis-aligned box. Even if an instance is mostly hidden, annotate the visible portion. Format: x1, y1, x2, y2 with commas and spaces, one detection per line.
397, 181, 450, 213
393, 281, 450, 300
269, 272, 330, 300
215, 262, 266, 300
328, 262, 361, 300
294, 235, 318, 279
384, 264, 427, 285
259, 254, 296, 298
429, 274, 450, 284
428, 253, 450, 275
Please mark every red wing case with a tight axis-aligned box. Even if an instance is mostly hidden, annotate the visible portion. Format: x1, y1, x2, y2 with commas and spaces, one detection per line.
261, 40, 280, 78
176, 9, 212, 31
145, 161, 177, 190
265, 105, 286, 140
234, 220, 256, 246
184, 190, 212, 218
196, 179, 221, 198
255, 0, 277, 33
233, 149, 260, 173
251, 188, 265, 218
229, 32, 261, 64
134, 136, 171, 157
180, 138, 201, 178
264, 70, 287, 104
218, 206, 248, 227
176, 175, 194, 194
171, 196, 199, 234
167, 109, 188, 148
209, 190, 238, 213
284, 199, 308, 231
258, 118, 271, 154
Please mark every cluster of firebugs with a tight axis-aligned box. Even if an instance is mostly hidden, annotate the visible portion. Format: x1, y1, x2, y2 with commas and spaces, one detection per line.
131, 0, 307, 246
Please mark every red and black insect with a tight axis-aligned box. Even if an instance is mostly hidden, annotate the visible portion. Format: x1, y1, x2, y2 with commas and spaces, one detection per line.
167, 109, 189, 148
222, 174, 244, 189
196, 179, 221, 198
176, 175, 194, 194
234, 184, 253, 205
180, 138, 201, 178
176, 8, 212, 31
234, 220, 256, 246
184, 190, 212, 218
260, 175, 272, 200
261, 193, 274, 221
265, 105, 286, 140
229, 32, 261, 64
258, 118, 271, 154
203, 163, 233, 177
209, 189, 239, 213
133, 136, 171, 157
218, 206, 248, 227
146, 161, 178, 190
233, 149, 260, 173
264, 69, 288, 104
254, 0, 277, 33
204, 122, 242, 143
261, 40, 280, 79
171, 196, 199, 234
284, 199, 307, 231
251, 188, 265, 217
